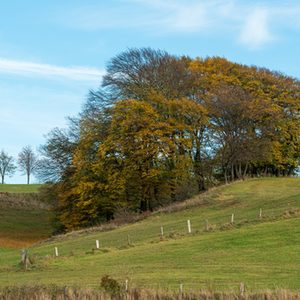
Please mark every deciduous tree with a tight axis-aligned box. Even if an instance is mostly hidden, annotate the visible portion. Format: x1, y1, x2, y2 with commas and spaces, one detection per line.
0, 150, 16, 184
18, 146, 39, 184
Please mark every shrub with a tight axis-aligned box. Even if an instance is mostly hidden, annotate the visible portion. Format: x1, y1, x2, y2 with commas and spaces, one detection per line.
100, 275, 121, 296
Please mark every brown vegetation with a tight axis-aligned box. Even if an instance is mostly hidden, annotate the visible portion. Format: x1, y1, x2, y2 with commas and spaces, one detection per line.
0, 286, 299, 300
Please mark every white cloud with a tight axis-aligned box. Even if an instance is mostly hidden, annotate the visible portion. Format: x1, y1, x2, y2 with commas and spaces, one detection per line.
62, 0, 211, 33
238, 8, 273, 49
135, 0, 209, 33
0, 58, 104, 81
58, 0, 300, 50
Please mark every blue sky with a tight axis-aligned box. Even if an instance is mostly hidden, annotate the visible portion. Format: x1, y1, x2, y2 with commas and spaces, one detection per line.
1, 0, 300, 183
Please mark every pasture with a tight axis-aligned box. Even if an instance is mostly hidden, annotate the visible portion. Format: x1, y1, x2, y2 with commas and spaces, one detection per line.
0, 178, 299, 292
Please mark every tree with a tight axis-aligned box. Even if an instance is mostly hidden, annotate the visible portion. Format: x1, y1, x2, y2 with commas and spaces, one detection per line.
102, 48, 193, 101
36, 118, 80, 183
38, 49, 300, 230
0, 150, 16, 184
18, 146, 39, 184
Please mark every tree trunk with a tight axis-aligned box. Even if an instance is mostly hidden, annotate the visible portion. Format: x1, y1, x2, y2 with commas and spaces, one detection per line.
27, 173, 30, 185
235, 164, 242, 179
1, 175, 4, 184
224, 168, 228, 184
194, 142, 206, 191
243, 163, 248, 179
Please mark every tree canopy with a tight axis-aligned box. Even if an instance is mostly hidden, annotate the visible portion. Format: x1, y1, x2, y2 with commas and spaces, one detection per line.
38, 48, 300, 230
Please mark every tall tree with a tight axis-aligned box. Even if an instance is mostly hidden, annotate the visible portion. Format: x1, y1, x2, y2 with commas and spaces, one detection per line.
0, 150, 16, 184
36, 118, 80, 183
37, 49, 300, 230
102, 48, 192, 100
18, 146, 39, 184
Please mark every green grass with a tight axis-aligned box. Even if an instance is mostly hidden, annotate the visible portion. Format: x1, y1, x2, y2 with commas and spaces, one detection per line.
0, 178, 299, 291
0, 208, 52, 248
0, 184, 42, 193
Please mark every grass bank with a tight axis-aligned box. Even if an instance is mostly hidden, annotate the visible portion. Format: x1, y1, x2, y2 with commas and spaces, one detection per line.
0, 184, 42, 193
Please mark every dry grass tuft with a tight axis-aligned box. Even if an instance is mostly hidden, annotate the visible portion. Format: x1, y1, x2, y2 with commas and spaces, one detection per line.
0, 193, 49, 210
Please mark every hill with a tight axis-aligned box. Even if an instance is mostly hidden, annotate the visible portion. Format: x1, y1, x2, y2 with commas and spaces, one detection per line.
0, 185, 52, 248
0, 184, 42, 193
0, 178, 299, 292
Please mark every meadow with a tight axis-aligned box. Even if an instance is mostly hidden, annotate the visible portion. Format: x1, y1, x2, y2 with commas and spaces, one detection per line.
0, 178, 299, 293
0, 185, 52, 248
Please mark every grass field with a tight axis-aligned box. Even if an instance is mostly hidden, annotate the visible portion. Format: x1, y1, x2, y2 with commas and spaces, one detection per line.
0, 184, 42, 193
0, 178, 299, 291
0, 185, 52, 248
0, 208, 52, 248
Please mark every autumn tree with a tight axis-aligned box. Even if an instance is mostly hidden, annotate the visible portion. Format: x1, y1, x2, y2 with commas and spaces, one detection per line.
206, 84, 271, 182
102, 48, 193, 101
38, 49, 300, 230
0, 150, 16, 184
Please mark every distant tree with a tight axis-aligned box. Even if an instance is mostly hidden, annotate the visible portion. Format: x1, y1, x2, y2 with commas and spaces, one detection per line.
18, 146, 39, 184
0, 150, 16, 184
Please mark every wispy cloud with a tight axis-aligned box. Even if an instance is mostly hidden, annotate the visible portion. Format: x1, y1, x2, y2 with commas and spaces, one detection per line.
0, 58, 104, 81
60, 0, 300, 50
238, 8, 273, 49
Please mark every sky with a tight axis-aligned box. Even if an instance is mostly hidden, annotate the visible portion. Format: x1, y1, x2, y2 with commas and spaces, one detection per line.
1, 0, 300, 183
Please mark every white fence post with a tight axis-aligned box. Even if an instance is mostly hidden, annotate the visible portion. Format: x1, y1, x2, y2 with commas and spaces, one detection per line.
96, 240, 100, 249
54, 247, 58, 257
187, 220, 191, 233
259, 208, 262, 219
160, 226, 164, 237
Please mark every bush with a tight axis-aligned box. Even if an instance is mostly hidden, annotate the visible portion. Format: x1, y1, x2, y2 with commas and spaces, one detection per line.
100, 275, 121, 296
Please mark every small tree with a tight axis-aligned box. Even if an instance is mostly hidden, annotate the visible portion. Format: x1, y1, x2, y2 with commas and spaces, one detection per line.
18, 146, 39, 184
0, 150, 16, 184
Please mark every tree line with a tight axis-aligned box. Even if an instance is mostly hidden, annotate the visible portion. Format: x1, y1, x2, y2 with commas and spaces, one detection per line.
0, 146, 39, 184
37, 48, 300, 231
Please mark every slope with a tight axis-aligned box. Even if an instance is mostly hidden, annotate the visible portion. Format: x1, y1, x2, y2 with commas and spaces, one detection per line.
0, 178, 299, 291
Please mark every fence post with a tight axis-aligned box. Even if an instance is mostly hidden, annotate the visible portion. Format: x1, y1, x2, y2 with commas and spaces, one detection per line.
180, 283, 183, 294
21, 249, 30, 270
160, 226, 164, 237
54, 247, 59, 257
125, 279, 128, 292
127, 234, 131, 246
96, 240, 100, 249
205, 219, 209, 231
240, 282, 245, 296
259, 208, 262, 219
231, 213, 234, 224
187, 220, 191, 233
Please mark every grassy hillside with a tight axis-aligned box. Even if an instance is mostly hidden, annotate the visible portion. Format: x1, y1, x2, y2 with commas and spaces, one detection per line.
0, 184, 42, 193
0, 187, 52, 248
0, 178, 299, 291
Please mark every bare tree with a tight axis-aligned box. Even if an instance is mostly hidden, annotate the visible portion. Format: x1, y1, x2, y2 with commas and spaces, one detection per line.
18, 146, 39, 184
102, 47, 193, 100
0, 150, 16, 184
